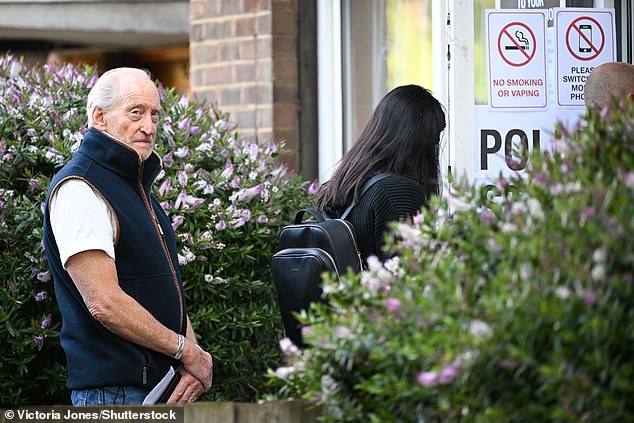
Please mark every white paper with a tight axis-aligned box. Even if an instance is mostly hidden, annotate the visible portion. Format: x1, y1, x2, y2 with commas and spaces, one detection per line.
142, 366, 176, 405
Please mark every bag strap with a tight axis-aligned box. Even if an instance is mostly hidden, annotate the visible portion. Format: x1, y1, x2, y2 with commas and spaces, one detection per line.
340, 172, 392, 220
294, 208, 328, 224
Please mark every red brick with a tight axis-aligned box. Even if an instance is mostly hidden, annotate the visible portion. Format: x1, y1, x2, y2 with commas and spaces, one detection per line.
274, 103, 298, 127
235, 63, 256, 82
236, 16, 257, 37
273, 58, 297, 81
256, 107, 273, 127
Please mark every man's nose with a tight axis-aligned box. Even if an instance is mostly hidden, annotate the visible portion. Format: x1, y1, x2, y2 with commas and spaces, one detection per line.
140, 114, 157, 135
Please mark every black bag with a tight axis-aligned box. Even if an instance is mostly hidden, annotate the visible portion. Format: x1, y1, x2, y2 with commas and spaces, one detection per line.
271, 173, 390, 346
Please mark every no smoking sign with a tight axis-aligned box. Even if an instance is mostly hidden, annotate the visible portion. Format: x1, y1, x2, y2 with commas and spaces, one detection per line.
487, 11, 547, 110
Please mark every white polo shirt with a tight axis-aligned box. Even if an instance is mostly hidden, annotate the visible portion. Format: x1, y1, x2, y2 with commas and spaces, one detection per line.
49, 179, 116, 269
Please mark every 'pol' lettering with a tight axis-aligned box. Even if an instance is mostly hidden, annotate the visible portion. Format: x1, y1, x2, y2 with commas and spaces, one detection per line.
480, 128, 541, 171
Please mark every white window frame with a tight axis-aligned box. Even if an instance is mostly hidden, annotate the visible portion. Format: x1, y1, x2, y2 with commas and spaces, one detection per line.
317, 1, 344, 182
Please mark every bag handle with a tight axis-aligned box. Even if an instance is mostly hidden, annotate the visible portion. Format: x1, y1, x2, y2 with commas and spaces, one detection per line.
340, 172, 392, 220
294, 208, 328, 224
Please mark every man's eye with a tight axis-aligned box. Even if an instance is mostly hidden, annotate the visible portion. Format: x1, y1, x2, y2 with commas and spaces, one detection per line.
151, 111, 160, 123
129, 110, 142, 119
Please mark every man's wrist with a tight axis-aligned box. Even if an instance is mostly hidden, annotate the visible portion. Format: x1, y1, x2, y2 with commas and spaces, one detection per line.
174, 334, 185, 360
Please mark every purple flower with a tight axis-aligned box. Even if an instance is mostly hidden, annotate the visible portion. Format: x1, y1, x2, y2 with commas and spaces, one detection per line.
438, 364, 458, 385
479, 209, 496, 225
301, 326, 313, 337
416, 371, 438, 387
495, 177, 508, 191
177, 116, 191, 130
221, 160, 234, 179
162, 151, 174, 167
215, 220, 227, 231
580, 207, 596, 222
384, 298, 402, 314
582, 289, 598, 305
622, 171, 634, 189
36, 271, 51, 282
41, 314, 51, 329
158, 179, 172, 197
171, 215, 185, 231
32, 335, 44, 345
0, 200, 4, 210
307, 180, 319, 195
190, 126, 201, 135
231, 217, 246, 228
34, 291, 48, 302
177, 170, 188, 187
335, 326, 353, 339
174, 146, 190, 158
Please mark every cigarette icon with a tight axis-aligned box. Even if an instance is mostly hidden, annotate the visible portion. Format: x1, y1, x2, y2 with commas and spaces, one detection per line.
505, 30, 530, 50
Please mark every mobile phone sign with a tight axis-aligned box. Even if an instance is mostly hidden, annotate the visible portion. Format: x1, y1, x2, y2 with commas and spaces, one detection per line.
555, 8, 615, 107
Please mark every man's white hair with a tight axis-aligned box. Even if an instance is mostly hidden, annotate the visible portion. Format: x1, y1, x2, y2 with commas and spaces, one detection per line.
86, 67, 153, 128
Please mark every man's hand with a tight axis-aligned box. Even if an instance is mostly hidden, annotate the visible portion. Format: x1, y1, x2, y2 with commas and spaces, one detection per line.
166, 367, 204, 404
180, 341, 213, 391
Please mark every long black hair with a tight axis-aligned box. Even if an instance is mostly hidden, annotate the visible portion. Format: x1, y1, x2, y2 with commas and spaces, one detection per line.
314, 84, 446, 212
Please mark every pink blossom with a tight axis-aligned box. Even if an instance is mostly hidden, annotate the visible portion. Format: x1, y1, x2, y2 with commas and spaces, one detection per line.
384, 298, 402, 314
335, 326, 353, 339
479, 209, 496, 224
301, 326, 313, 337
34, 291, 48, 302
158, 179, 172, 196
307, 180, 319, 195
177, 170, 188, 187
438, 364, 458, 384
36, 271, 51, 282
177, 116, 191, 130
581, 207, 596, 221
416, 371, 438, 387
622, 171, 634, 189
221, 160, 234, 179
41, 314, 51, 329
581, 289, 598, 305
171, 215, 185, 231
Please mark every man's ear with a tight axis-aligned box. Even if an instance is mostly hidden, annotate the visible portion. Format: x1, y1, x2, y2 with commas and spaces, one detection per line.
91, 106, 107, 130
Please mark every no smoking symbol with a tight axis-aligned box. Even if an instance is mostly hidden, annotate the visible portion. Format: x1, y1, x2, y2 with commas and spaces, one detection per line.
566, 16, 605, 61
498, 22, 536, 67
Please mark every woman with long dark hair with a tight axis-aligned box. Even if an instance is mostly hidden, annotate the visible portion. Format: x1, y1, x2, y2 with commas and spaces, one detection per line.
314, 84, 446, 262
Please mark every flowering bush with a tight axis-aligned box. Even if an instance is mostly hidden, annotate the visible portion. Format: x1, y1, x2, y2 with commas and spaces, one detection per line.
0, 55, 311, 405
271, 102, 634, 422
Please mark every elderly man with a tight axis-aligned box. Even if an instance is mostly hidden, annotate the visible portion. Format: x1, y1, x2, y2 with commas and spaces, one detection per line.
43, 68, 213, 405
584, 61, 634, 110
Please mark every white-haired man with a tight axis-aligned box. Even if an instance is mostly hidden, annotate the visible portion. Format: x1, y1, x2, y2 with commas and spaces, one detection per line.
43, 68, 213, 405
585, 61, 634, 110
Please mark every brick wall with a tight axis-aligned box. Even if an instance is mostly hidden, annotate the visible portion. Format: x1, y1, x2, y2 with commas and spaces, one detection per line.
190, 0, 300, 170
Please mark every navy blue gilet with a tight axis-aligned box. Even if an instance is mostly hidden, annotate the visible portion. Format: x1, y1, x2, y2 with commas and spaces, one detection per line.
43, 128, 186, 390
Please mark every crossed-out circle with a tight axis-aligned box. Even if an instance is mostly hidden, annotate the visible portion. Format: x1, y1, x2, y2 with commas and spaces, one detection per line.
565, 16, 605, 61
497, 22, 536, 67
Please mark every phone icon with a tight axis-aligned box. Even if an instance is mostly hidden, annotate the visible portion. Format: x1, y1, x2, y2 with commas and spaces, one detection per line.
579, 24, 592, 53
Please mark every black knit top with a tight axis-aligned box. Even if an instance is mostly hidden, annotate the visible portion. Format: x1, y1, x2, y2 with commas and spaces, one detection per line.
330, 174, 427, 263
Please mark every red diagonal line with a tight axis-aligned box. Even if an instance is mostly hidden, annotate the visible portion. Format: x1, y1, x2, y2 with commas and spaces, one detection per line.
502, 28, 530, 61
573, 23, 599, 54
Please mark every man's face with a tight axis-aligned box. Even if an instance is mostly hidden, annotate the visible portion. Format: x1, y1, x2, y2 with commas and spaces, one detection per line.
98, 75, 161, 161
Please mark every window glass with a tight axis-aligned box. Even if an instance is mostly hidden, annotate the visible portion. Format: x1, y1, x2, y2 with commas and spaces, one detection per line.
386, 0, 433, 88
342, 0, 433, 148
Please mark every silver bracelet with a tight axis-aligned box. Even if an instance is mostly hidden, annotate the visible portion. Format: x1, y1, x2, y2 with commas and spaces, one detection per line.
174, 334, 185, 360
